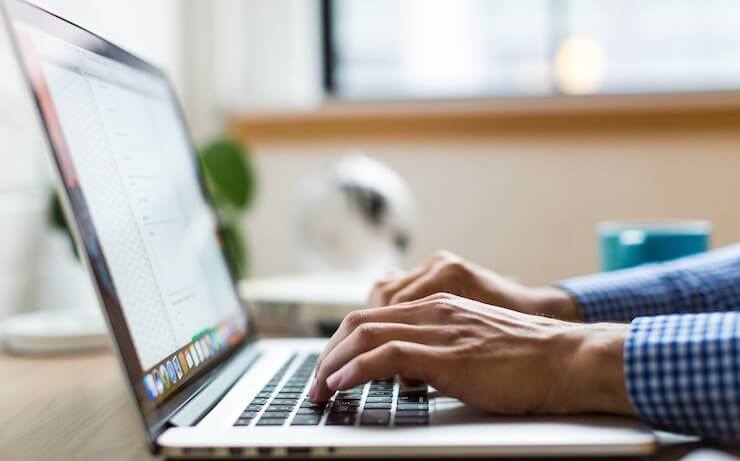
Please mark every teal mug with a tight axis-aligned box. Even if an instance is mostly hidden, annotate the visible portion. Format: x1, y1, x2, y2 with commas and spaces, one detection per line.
598, 220, 711, 271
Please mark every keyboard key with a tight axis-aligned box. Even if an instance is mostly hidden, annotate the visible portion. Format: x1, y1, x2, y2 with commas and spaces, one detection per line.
338, 389, 364, 395
246, 404, 263, 411
398, 395, 427, 403
291, 415, 321, 426
300, 400, 326, 409
276, 392, 302, 399
250, 398, 269, 405
240, 411, 259, 419
393, 410, 427, 418
262, 411, 291, 418
271, 399, 298, 405
367, 391, 393, 397
333, 399, 360, 407
296, 407, 324, 415
336, 393, 362, 400
266, 405, 294, 412
329, 405, 358, 414
280, 386, 307, 393
394, 416, 428, 426
326, 414, 356, 426
363, 402, 392, 410
257, 418, 285, 426
365, 396, 393, 403
360, 410, 391, 426
235, 418, 252, 426
396, 403, 428, 411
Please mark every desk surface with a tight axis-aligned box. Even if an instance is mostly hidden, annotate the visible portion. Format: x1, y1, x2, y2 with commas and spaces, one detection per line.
0, 351, 152, 461
1, 350, 738, 461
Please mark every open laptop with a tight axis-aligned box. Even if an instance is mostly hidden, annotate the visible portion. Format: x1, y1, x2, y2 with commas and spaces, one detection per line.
2, 0, 657, 457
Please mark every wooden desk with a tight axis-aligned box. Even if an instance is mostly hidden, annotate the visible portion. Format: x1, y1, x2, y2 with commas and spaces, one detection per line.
0, 351, 154, 461
1, 350, 738, 461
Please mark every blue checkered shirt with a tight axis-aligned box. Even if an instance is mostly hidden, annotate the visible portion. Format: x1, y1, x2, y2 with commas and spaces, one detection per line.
558, 244, 740, 442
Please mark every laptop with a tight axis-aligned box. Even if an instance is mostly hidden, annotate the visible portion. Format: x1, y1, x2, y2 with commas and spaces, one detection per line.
2, 0, 657, 457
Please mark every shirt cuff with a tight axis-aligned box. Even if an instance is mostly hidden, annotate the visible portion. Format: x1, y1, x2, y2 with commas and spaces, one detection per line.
556, 263, 677, 322
624, 313, 740, 441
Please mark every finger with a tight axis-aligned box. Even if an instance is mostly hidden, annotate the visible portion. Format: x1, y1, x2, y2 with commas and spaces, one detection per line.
388, 266, 449, 305
315, 294, 452, 377
368, 264, 429, 307
312, 323, 450, 401
369, 252, 457, 307
311, 294, 456, 400
397, 376, 425, 387
325, 341, 440, 392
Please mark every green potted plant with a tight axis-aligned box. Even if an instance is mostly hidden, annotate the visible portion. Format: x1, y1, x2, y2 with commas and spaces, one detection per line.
198, 135, 257, 277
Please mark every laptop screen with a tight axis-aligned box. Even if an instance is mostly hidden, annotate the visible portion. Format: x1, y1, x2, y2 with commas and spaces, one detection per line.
4, 0, 249, 424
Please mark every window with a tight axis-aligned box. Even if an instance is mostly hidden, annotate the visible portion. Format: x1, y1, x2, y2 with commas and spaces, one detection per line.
323, 0, 740, 101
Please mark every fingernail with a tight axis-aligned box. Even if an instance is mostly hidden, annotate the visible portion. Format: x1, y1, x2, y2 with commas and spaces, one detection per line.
326, 370, 342, 390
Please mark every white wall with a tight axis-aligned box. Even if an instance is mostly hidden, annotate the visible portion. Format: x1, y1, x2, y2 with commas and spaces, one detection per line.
242, 131, 740, 286
182, 0, 322, 143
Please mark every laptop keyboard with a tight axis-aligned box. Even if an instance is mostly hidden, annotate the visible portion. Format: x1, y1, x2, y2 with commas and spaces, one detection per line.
233, 353, 429, 427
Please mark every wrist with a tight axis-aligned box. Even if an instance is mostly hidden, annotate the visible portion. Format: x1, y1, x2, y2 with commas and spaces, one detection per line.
529, 286, 582, 322
556, 323, 635, 415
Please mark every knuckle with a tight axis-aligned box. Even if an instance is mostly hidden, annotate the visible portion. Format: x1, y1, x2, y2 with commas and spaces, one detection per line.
370, 280, 386, 292
384, 340, 407, 360
343, 310, 365, 329
433, 300, 458, 318
426, 291, 453, 302
441, 260, 468, 276
354, 323, 378, 342
375, 288, 394, 304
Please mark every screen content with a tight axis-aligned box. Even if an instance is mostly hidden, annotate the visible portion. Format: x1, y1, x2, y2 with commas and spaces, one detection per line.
16, 23, 246, 403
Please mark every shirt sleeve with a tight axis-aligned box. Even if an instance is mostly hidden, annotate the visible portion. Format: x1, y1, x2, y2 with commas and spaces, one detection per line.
556, 244, 740, 322
625, 312, 740, 442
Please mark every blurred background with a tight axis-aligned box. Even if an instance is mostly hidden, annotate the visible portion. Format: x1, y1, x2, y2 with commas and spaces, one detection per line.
2, 0, 740, 321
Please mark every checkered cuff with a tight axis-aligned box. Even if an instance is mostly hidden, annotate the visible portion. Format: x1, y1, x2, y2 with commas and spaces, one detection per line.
557, 244, 740, 323
625, 313, 740, 441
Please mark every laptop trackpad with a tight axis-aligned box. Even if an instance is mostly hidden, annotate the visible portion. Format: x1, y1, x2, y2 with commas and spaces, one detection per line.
432, 395, 491, 424
431, 393, 652, 436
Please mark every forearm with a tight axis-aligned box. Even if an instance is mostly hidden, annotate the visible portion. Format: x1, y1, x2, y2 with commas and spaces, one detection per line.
556, 244, 740, 322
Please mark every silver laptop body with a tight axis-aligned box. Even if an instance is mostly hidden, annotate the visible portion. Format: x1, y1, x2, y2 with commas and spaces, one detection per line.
3, 0, 656, 457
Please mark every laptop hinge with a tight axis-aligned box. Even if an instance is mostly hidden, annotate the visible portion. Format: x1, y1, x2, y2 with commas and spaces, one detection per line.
168, 344, 262, 427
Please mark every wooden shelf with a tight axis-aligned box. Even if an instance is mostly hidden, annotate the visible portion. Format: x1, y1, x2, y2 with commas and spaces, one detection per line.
229, 92, 740, 145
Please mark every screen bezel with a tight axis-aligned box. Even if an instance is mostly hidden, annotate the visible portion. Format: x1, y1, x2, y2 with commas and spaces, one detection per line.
2, 0, 257, 446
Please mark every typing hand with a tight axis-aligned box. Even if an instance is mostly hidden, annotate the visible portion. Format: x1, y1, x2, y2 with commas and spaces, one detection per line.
308, 293, 634, 416
369, 251, 581, 321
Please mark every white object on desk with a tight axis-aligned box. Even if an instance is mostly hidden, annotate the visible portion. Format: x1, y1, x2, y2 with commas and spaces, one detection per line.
1, 307, 108, 355
239, 272, 376, 335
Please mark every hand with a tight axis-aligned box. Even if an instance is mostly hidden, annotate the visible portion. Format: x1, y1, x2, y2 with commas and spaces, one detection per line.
309, 293, 634, 416
369, 251, 581, 321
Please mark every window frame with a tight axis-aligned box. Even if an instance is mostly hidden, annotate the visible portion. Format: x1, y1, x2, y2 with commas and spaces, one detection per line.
320, 0, 740, 104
